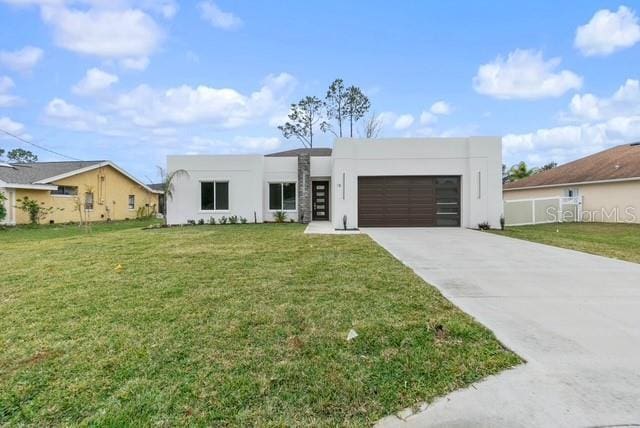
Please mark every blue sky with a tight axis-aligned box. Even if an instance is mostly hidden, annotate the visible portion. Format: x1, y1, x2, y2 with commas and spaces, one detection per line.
1, 1, 640, 181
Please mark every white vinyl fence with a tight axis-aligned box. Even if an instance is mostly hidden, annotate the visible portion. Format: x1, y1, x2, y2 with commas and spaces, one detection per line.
504, 196, 582, 226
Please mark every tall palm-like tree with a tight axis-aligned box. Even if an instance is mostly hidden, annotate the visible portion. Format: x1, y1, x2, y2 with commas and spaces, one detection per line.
507, 161, 538, 182
157, 166, 189, 225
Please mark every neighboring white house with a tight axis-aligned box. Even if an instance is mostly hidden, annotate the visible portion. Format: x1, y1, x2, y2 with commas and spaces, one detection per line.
166, 137, 503, 229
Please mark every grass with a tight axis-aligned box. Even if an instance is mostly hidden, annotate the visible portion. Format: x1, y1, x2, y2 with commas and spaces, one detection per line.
491, 222, 640, 264
1, 223, 520, 426
0, 218, 161, 243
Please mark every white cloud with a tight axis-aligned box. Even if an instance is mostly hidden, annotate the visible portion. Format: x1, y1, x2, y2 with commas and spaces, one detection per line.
237, 136, 280, 151
419, 111, 435, 125
420, 100, 453, 125
119, 56, 150, 70
504, 116, 640, 165
0, 76, 21, 107
45, 97, 108, 131
575, 6, 640, 56
136, 0, 177, 18
430, 100, 452, 115
2, 0, 178, 18
0, 76, 14, 93
111, 72, 296, 128
508, 77, 640, 164
569, 93, 601, 120
567, 79, 640, 121
0, 116, 28, 139
198, 1, 242, 30
0, 46, 43, 73
393, 114, 414, 130
473, 49, 582, 100
188, 135, 281, 154
377, 111, 414, 130
72, 67, 119, 95
40, 5, 162, 68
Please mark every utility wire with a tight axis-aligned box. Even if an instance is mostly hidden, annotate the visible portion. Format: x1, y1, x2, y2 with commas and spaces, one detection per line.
0, 128, 81, 161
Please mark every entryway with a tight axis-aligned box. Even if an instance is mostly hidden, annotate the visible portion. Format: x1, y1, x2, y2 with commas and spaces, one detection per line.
312, 181, 329, 221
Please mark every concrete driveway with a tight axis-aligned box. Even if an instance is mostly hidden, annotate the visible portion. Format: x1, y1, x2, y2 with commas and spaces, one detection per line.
365, 228, 640, 428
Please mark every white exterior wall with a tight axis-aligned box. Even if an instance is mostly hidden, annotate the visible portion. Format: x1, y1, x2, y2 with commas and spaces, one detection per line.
0, 186, 16, 225
330, 137, 502, 229
311, 156, 332, 177
167, 155, 265, 224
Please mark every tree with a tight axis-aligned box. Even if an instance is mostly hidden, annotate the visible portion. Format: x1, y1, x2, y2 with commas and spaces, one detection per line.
507, 161, 538, 182
157, 166, 189, 225
359, 112, 383, 138
0, 148, 4, 159
540, 161, 557, 171
278, 96, 324, 148
7, 148, 38, 163
323, 78, 347, 137
343, 86, 370, 137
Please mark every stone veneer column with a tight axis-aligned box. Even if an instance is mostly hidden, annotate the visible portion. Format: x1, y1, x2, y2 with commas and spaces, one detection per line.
297, 151, 311, 223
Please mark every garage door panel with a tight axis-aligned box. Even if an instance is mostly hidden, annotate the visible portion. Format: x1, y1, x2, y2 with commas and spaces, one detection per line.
358, 176, 459, 227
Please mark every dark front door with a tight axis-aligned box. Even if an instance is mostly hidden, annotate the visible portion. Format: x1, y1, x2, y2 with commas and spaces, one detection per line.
312, 181, 329, 220
357, 176, 460, 227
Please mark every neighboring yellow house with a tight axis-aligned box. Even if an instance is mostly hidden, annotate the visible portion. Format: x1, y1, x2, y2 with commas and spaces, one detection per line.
504, 143, 640, 224
0, 160, 162, 225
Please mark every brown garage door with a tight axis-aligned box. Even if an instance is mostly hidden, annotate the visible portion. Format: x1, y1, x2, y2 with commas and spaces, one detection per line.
358, 176, 460, 227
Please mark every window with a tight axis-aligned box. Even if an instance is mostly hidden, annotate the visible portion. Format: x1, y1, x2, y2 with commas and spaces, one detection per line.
200, 181, 229, 211
50, 185, 78, 196
269, 182, 296, 210
128, 195, 135, 210
435, 176, 460, 227
84, 192, 94, 210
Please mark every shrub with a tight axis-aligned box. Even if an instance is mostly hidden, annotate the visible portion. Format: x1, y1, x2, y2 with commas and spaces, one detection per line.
197, 218, 205, 225
273, 211, 287, 223
500, 215, 505, 231
16, 196, 56, 224
229, 215, 238, 224
478, 221, 491, 230
208, 217, 216, 225
240, 217, 247, 224
219, 216, 228, 225
186, 219, 196, 225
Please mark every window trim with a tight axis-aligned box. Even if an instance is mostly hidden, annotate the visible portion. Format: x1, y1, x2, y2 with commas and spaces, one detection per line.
128, 194, 136, 210
268, 181, 297, 212
198, 180, 230, 212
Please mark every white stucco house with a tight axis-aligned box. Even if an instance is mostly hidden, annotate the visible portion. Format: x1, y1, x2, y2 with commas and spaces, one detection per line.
166, 137, 503, 229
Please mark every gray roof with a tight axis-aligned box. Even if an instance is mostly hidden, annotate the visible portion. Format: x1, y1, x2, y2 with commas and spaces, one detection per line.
265, 148, 332, 157
0, 161, 104, 185
148, 183, 164, 191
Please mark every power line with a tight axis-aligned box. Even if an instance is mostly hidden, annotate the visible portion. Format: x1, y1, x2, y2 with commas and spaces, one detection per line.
0, 128, 81, 161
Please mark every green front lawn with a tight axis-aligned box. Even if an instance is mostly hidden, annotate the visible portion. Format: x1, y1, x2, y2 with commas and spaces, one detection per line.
1, 224, 519, 426
491, 222, 640, 264
0, 218, 161, 243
